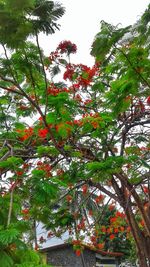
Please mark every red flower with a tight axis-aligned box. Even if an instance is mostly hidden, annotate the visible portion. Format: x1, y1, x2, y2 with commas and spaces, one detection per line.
97, 243, 104, 249
143, 186, 149, 194
109, 234, 115, 240
75, 249, 81, 257
95, 194, 104, 204
72, 240, 81, 245
34, 244, 39, 251
39, 236, 46, 244
120, 226, 125, 232
91, 120, 99, 129
82, 184, 88, 195
63, 64, 75, 81
101, 226, 106, 233
38, 128, 49, 138
109, 204, 115, 211
57, 40, 77, 54
88, 210, 93, 216
66, 195, 72, 202
21, 208, 29, 214
110, 217, 117, 224
146, 96, 150, 105
90, 236, 97, 243
107, 227, 113, 234
16, 171, 23, 176
115, 211, 125, 218
47, 231, 53, 238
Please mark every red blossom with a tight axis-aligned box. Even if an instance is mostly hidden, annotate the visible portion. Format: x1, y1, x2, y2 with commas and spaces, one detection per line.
57, 40, 77, 54
110, 217, 117, 224
107, 227, 113, 234
140, 220, 145, 227
146, 96, 150, 105
97, 243, 104, 249
88, 210, 93, 216
90, 236, 97, 243
82, 184, 88, 195
39, 236, 46, 244
16, 171, 23, 176
38, 128, 49, 138
66, 195, 72, 202
143, 186, 149, 194
49, 51, 60, 61
109, 234, 115, 240
91, 120, 99, 129
75, 249, 81, 257
73, 119, 83, 127
115, 211, 125, 218
72, 240, 81, 245
108, 204, 115, 211
34, 244, 39, 251
84, 99, 92, 105
21, 208, 29, 214
101, 226, 106, 233
47, 231, 53, 238
95, 194, 104, 204
120, 226, 125, 232
63, 64, 75, 80
17, 127, 33, 141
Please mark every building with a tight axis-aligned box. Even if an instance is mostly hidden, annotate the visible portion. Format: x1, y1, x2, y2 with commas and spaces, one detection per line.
41, 243, 123, 267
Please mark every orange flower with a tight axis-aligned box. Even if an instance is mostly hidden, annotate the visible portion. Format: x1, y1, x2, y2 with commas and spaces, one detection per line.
16, 171, 23, 176
34, 244, 39, 251
82, 184, 88, 195
66, 195, 72, 202
90, 236, 97, 243
109, 234, 115, 240
120, 226, 125, 232
110, 217, 117, 224
89, 210, 93, 216
143, 186, 149, 194
97, 243, 104, 249
146, 96, 150, 105
91, 120, 99, 129
38, 128, 49, 138
101, 226, 106, 233
95, 194, 104, 204
109, 204, 115, 211
21, 208, 29, 214
75, 249, 81, 257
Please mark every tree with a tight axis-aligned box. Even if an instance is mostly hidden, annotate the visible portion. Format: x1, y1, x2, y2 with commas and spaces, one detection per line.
0, 2, 150, 267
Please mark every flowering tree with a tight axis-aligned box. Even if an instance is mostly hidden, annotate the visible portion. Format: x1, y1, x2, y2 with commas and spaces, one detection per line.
0, 1, 150, 266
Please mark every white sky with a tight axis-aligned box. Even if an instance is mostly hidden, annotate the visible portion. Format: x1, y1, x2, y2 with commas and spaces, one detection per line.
39, 0, 150, 66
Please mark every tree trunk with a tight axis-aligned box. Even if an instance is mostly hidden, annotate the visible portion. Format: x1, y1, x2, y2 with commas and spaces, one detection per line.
125, 205, 150, 267
111, 178, 150, 267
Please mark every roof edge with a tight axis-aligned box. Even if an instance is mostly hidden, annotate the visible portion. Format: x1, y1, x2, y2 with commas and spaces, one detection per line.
40, 242, 123, 257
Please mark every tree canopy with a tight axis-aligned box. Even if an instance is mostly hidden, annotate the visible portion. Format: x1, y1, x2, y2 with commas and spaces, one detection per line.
0, 1, 150, 267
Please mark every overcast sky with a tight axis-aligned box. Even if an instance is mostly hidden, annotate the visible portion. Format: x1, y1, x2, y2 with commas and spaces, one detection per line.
39, 0, 150, 66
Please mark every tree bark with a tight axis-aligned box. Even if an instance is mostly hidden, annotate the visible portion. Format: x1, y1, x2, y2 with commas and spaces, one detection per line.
111, 178, 150, 267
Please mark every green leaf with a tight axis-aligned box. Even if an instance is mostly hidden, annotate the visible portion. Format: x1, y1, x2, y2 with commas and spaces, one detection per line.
0, 251, 14, 267
32, 169, 46, 178
46, 112, 57, 124
0, 228, 20, 245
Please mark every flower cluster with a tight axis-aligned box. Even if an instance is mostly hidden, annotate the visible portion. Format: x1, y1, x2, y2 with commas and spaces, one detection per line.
47, 83, 70, 96
57, 40, 77, 54
16, 127, 33, 141
37, 161, 52, 177
38, 128, 49, 138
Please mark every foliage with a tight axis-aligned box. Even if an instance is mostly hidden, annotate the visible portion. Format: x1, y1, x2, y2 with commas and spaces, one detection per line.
0, 2, 150, 267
